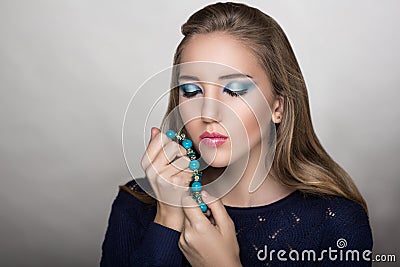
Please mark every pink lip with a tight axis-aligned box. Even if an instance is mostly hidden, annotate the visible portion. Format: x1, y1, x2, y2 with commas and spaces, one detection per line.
199, 131, 228, 147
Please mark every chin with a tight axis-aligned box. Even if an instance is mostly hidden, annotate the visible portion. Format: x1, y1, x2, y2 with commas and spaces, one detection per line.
208, 160, 229, 168
199, 150, 231, 168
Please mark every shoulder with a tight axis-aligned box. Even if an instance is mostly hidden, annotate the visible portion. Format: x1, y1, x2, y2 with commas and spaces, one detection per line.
300, 192, 373, 250
287, 191, 371, 235
289, 191, 369, 223
110, 178, 157, 219
305, 193, 370, 229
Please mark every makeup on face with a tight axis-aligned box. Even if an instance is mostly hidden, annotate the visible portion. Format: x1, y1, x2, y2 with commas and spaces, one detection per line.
199, 131, 229, 147
178, 73, 257, 99
175, 34, 275, 168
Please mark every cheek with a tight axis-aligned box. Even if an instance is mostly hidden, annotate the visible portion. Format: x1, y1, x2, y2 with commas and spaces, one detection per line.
178, 97, 190, 123
233, 96, 271, 147
184, 120, 202, 144
239, 106, 261, 145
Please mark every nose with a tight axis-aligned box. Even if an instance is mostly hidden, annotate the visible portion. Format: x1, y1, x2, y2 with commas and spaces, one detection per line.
201, 86, 221, 123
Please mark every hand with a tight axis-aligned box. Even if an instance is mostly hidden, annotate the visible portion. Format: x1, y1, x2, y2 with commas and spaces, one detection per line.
179, 191, 242, 267
141, 127, 192, 232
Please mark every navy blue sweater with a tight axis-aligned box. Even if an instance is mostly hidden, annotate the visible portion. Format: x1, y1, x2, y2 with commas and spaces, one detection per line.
100, 179, 373, 266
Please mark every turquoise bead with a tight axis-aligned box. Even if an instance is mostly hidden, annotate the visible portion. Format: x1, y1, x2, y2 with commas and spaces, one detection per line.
189, 160, 200, 170
199, 202, 208, 212
166, 130, 176, 139
190, 181, 202, 192
182, 139, 193, 149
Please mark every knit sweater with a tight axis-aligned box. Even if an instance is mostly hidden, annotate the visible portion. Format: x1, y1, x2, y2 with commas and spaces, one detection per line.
100, 179, 373, 266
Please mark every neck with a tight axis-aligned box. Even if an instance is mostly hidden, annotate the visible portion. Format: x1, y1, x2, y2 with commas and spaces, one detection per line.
203, 143, 294, 207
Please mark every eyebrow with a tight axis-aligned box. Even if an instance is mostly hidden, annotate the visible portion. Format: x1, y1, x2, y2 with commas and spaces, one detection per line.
178, 73, 253, 81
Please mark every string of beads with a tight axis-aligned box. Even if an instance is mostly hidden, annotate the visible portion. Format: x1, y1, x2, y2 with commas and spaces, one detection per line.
166, 129, 208, 213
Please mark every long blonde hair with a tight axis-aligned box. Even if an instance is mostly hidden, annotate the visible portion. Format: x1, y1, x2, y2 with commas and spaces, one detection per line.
131, 2, 367, 212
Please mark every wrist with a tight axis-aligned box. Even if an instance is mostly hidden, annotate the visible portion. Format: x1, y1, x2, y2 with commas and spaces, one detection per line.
154, 207, 184, 232
230, 260, 242, 267
227, 255, 242, 267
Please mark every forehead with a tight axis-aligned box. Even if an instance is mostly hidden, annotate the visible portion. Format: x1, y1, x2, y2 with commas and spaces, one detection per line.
179, 33, 266, 83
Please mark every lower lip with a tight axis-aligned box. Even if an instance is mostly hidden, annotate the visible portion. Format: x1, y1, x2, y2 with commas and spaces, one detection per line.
200, 137, 228, 147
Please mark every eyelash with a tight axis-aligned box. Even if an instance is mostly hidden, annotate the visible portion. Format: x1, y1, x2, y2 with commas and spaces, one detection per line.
179, 82, 251, 98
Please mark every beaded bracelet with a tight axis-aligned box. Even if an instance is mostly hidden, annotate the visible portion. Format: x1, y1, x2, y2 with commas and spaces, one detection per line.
166, 129, 208, 213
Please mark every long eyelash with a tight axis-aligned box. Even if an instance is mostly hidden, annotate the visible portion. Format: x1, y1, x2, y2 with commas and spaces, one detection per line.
179, 84, 203, 98
224, 89, 248, 97
182, 91, 199, 98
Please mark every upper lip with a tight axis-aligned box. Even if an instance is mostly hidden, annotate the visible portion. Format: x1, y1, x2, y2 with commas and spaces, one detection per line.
199, 131, 228, 139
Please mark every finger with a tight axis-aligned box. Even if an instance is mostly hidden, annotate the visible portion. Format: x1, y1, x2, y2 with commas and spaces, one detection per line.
141, 131, 171, 170
183, 216, 191, 231
202, 191, 233, 235
144, 146, 190, 189
179, 226, 189, 254
171, 173, 192, 188
153, 141, 187, 168
152, 140, 180, 166
151, 127, 160, 139
153, 164, 192, 193
169, 156, 191, 173
181, 195, 209, 227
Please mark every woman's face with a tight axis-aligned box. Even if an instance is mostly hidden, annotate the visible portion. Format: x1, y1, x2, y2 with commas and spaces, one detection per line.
177, 32, 281, 168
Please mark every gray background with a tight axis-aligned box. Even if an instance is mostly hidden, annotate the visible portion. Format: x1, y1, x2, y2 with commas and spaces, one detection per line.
0, 0, 399, 266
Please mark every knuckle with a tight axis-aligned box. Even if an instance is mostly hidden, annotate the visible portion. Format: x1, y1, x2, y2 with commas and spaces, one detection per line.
183, 177, 192, 187
161, 142, 175, 161
178, 235, 186, 249
171, 176, 179, 186
140, 153, 149, 170
179, 146, 187, 157
171, 175, 190, 187
174, 157, 190, 171
183, 230, 192, 243
192, 222, 203, 232
155, 175, 166, 185
164, 139, 176, 150
145, 165, 156, 179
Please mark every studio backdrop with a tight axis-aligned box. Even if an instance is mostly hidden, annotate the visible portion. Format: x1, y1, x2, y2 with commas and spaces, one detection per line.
0, 0, 399, 266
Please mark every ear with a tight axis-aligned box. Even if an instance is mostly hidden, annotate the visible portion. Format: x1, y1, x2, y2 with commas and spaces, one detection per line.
271, 95, 284, 124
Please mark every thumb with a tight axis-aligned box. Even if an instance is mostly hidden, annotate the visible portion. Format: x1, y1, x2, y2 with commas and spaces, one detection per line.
150, 127, 161, 140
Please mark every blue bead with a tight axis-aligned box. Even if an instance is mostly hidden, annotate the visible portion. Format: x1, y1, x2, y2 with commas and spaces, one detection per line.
189, 160, 200, 170
199, 202, 208, 212
182, 139, 193, 149
166, 130, 176, 139
190, 181, 202, 192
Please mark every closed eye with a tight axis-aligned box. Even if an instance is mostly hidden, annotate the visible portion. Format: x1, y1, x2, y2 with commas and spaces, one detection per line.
223, 81, 255, 97
179, 83, 203, 98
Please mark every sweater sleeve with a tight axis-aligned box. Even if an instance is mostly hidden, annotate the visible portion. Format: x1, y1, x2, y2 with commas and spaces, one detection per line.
317, 198, 373, 266
100, 182, 185, 267
134, 221, 183, 266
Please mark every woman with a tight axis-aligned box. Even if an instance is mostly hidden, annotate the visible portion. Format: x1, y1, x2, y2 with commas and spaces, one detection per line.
101, 2, 372, 266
